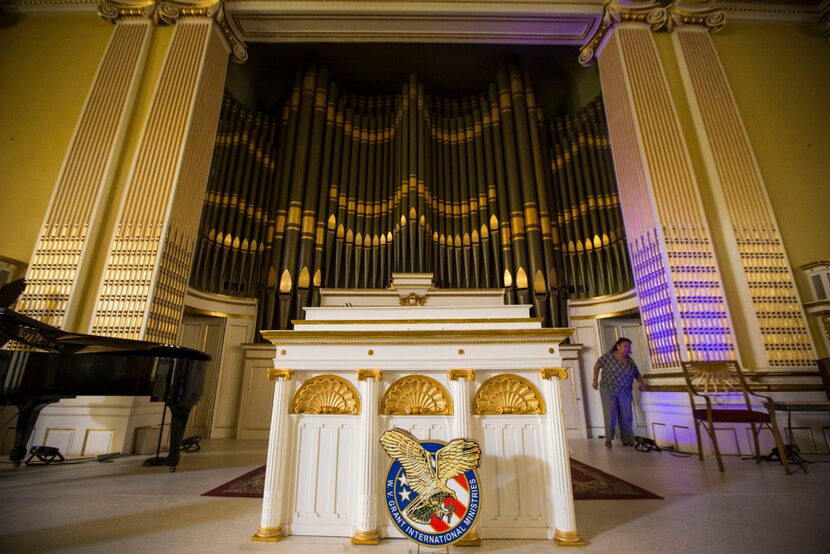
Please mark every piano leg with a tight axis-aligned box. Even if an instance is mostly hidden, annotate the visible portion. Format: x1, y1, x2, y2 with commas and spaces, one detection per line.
10, 400, 59, 465
165, 404, 193, 472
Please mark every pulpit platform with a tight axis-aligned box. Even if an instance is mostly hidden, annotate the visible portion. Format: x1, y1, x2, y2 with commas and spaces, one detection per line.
253, 274, 584, 546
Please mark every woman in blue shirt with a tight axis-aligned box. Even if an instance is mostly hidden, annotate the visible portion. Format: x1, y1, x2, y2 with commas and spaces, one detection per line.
592, 337, 647, 447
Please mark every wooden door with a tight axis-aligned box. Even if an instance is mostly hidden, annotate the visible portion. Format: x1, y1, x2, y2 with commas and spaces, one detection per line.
179, 315, 225, 438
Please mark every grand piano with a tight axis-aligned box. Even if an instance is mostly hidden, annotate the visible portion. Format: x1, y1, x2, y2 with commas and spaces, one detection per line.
0, 280, 210, 471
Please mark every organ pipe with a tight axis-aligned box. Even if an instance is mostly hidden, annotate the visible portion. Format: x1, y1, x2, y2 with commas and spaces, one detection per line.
190, 67, 632, 331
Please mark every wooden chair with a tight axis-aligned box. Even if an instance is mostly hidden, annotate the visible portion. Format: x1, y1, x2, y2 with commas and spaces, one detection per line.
680, 360, 791, 475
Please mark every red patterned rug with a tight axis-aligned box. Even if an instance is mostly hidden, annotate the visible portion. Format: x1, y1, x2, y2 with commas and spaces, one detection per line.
203, 458, 661, 500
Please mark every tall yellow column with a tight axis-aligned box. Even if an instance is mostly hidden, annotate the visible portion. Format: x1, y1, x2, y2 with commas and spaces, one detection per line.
581, 1, 816, 370
16, 2, 155, 330
588, 3, 735, 369
91, 0, 244, 343
672, 27, 815, 369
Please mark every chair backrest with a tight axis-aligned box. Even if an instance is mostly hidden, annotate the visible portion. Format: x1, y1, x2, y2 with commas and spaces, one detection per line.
680, 360, 752, 410
818, 358, 830, 402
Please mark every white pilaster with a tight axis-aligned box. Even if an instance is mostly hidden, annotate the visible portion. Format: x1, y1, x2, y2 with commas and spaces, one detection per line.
540, 368, 584, 546
449, 369, 475, 438
448, 369, 481, 546
352, 370, 382, 544
253, 369, 293, 541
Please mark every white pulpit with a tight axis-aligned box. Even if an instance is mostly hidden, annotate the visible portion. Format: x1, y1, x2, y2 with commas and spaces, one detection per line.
253, 274, 583, 546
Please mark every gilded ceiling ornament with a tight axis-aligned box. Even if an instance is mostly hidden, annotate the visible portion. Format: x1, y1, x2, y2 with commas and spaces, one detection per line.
292, 375, 360, 415
382, 375, 452, 415
474, 374, 546, 415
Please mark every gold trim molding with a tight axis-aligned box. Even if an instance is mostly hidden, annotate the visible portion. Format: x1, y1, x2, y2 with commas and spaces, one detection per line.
98, 0, 155, 22
155, 0, 247, 63
357, 369, 383, 381
399, 291, 426, 306
292, 375, 360, 415
351, 529, 380, 545
540, 367, 569, 381
251, 526, 283, 542
448, 369, 475, 381
553, 529, 587, 546
184, 306, 255, 319
262, 328, 575, 342
455, 528, 481, 546
291, 317, 544, 325
579, 1, 725, 66
474, 374, 546, 415
382, 375, 452, 415
266, 369, 294, 381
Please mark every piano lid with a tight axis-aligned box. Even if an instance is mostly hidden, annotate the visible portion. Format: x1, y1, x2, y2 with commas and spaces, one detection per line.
0, 306, 210, 359
0, 278, 209, 359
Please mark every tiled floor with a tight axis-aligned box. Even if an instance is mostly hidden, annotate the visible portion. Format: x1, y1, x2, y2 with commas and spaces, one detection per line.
1, 438, 828, 553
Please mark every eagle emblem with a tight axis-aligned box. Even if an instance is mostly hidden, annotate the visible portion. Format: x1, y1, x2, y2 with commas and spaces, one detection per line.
380, 428, 482, 546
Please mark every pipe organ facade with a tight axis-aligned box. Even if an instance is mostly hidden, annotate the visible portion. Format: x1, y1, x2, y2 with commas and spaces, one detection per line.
191, 70, 632, 332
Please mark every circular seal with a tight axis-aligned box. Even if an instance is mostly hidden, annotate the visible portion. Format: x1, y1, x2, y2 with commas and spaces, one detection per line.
383, 439, 481, 548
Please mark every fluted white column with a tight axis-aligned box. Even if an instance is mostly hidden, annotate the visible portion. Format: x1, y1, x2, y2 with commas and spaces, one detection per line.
352, 369, 382, 544
253, 369, 293, 541
449, 369, 475, 438
539, 368, 584, 546
448, 369, 480, 546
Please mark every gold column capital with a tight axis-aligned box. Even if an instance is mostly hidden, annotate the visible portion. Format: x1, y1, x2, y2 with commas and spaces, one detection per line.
155, 0, 247, 63
579, 1, 725, 66
540, 367, 569, 381
267, 369, 294, 381
98, 0, 156, 23
357, 369, 383, 381
448, 369, 476, 381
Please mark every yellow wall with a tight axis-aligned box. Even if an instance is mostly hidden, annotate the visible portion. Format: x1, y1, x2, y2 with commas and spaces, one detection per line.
713, 21, 830, 275
0, 15, 112, 265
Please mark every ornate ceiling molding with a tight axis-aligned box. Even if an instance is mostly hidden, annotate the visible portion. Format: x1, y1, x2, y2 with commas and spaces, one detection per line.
3, 1, 824, 62
578, 1, 726, 67
221, 1, 604, 45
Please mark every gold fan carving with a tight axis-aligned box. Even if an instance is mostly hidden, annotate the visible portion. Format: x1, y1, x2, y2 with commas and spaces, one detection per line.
292, 375, 360, 414
474, 374, 545, 415
382, 375, 452, 415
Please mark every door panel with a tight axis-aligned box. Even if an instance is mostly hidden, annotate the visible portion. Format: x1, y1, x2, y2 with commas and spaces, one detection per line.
179, 316, 225, 438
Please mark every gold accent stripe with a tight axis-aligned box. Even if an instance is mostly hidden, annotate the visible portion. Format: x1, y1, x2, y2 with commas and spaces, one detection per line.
291, 317, 544, 325
264, 328, 574, 340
